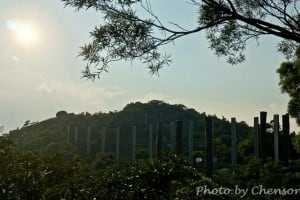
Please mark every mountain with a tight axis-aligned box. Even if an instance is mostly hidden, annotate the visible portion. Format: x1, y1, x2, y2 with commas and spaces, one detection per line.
7, 100, 252, 164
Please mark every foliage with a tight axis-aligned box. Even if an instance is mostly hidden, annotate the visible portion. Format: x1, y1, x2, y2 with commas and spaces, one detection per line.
292, 134, 300, 154
0, 125, 4, 134
0, 138, 230, 199
3, 101, 300, 199
277, 47, 300, 125
94, 154, 229, 199
237, 132, 254, 158
0, 137, 92, 199
61, 0, 300, 79
228, 158, 300, 199
9, 100, 245, 164
92, 152, 116, 170
1, 131, 300, 199
213, 138, 230, 163
56, 110, 68, 118
230, 157, 263, 188
23, 120, 31, 128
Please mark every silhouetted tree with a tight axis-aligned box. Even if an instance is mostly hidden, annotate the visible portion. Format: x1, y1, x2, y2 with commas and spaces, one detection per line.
56, 110, 68, 118
277, 47, 300, 125
62, 0, 300, 79
0, 126, 4, 134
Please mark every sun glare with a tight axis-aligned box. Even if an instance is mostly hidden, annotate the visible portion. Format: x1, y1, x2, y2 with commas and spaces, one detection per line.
7, 19, 39, 47
18, 25, 36, 44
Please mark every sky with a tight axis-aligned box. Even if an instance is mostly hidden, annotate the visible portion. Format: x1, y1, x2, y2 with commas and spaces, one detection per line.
0, 0, 298, 133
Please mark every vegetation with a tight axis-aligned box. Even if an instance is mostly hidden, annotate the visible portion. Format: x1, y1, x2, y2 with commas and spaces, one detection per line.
61, 0, 300, 79
8, 100, 251, 164
61, 0, 300, 128
1, 100, 299, 199
277, 47, 300, 125
0, 138, 227, 199
0, 125, 4, 134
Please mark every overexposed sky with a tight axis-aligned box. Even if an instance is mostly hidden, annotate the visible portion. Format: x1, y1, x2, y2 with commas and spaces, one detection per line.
0, 0, 298, 133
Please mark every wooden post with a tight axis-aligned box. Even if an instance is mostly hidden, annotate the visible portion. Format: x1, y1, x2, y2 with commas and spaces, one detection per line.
273, 115, 279, 161
156, 122, 162, 158
188, 120, 194, 163
74, 126, 78, 142
101, 127, 106, 154
116, 127, 120, 164
254, 117, 259, 158
67, 125, 71, 143
282, 114, 290, 166
260, 111, 267, 162
87, 126, 91, 156
205, 117, 213, 178
175, 121, 183, 155
145, 114, 148, 129
170, 122, 175, 152
132, 126, 136, 162
231, 118, 237, 165
149, 124, 153, 160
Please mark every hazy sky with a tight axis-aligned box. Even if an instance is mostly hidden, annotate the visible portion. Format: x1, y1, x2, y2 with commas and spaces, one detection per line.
0, 0, 298, 133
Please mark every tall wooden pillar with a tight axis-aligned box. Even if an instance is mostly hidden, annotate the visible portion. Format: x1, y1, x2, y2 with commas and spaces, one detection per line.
231, 118, 237, 165
205, 117, 213, 178
170, 122, 175, 152
156, 122, 162, 158
273, 115, 279, 161
282, 114, 290, 166
116, 127, 120, 164
260, 111, 267, 162
87, 126, 91, 156
254, 117, 259, 157
101, 127, 106, 154
149, 124, 153, 160
67, 125, 71, 143
74, 126, 78, 142
188, 120, 194, 163
175, 121, 183, 155
132, 126, 136, 162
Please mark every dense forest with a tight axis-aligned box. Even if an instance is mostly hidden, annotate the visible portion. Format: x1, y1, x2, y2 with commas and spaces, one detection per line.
1, 100, 300, 199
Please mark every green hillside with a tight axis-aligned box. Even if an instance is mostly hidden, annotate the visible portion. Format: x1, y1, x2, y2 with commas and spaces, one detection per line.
8, 100, 252, 164
2, 100, 300, 199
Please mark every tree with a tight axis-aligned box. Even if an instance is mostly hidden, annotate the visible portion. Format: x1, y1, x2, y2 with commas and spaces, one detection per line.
277, 47, 300, 125
292, 134, 300, 153
62, 0, 300, 79
98, 154, 221, 199
23, 120, 31, 128
0, 126, 4, 134
56, 110, 68, 118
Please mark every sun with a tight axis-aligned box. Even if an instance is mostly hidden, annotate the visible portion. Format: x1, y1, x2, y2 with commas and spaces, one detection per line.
7, 20, 39, 47
17, 24, 36, 44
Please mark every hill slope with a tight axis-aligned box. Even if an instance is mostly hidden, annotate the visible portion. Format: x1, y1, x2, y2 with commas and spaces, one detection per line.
8, 100, 252, 163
